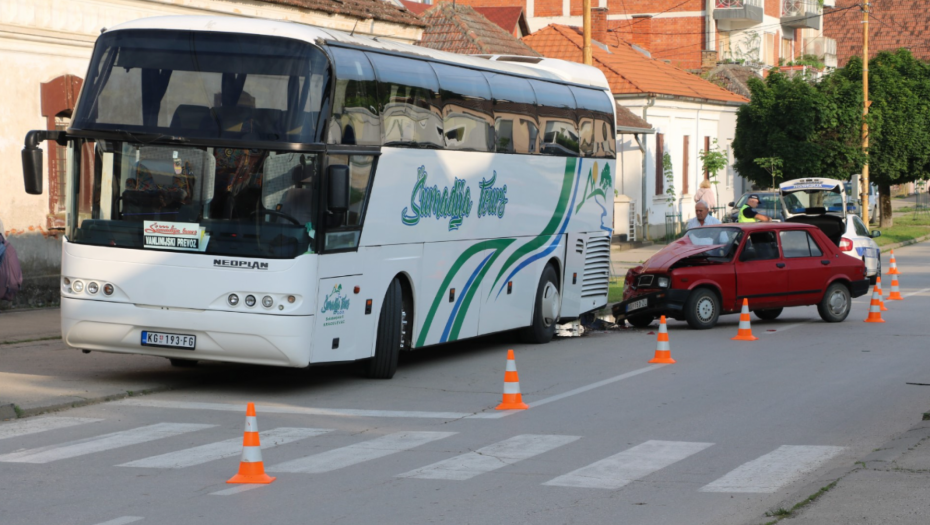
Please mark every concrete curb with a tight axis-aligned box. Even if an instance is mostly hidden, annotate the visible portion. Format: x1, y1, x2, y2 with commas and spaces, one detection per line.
879, 233, 930, 253
0, 403, 17, 420
12, 385, 175, 419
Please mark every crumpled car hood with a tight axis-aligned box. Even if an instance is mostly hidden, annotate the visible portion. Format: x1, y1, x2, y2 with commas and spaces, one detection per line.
640, 237, 726, 273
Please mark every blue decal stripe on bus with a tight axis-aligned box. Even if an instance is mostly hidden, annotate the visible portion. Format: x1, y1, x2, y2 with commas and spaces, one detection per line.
494, 159, 584, 299
440, 251, 495, 343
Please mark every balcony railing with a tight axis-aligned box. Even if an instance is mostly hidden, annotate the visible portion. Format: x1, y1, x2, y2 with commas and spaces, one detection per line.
713, 0, 763, 24
782, 0, 822, 29
806, 36, 838, 68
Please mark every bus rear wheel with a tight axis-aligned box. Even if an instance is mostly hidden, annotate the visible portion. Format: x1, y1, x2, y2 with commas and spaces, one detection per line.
365, 279, 404, 379
519, 265, 560, 344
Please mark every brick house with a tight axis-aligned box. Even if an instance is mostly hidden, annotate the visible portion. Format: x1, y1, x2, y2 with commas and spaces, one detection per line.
415, 2, 540, 56
524, 16, 750, 240
824, 0, 930, 68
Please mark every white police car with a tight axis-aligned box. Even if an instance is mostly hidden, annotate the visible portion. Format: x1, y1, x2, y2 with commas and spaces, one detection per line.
779, 177, 882, 282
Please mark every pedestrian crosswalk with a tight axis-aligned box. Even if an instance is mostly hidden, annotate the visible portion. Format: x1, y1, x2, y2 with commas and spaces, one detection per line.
0, 416, 847, 495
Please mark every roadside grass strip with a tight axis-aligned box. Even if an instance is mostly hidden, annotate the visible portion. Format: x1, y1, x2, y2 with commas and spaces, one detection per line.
398, 434, 579, 481
268, 431, 456, 474
700, 445, 845, 493
0, 417, 102, 441
0, 423, 213, 464
118, 428, 330, 469
544, 440, 713, 490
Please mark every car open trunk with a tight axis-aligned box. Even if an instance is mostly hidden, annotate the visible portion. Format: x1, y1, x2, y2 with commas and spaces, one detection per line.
779, 178, 847, 246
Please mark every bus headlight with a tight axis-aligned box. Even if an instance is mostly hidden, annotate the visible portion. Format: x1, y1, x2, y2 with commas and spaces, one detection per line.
103, 284, 114, 296
228, 294, 239, 306
245, 295, 256, 307
87, 282, 99, 294
262, 296, 274, 308
72, 280, 85, 293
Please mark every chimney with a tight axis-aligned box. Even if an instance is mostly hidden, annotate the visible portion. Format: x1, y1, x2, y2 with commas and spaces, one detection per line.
592, 7, 608, 45
630, 15, 652, 53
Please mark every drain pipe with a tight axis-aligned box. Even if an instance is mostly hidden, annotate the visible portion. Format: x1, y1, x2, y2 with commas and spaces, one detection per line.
639, 96, 656, 240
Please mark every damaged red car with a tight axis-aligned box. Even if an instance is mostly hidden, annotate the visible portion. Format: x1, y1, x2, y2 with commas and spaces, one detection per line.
612, 223, 870, 329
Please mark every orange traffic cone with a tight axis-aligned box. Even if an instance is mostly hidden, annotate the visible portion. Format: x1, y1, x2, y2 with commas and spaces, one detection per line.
874, 277, 888, 311
731, 298, 758, 341
864, 287, 885, 323
227, 402, 276, 484
887, 275, 904, 301
888, 250, 901, 275
648, 316, 676, 364
496, 350, 528, 410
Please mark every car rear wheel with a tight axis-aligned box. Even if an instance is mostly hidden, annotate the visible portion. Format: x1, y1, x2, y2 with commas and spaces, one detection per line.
684, 288, 720, 330
754, 308, 783, 321
818, 283, 851, 323
626, 314, 654, 328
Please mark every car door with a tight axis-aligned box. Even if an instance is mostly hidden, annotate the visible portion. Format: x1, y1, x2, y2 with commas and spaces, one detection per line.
779, 229, 831, 305
735, 230, 788, 309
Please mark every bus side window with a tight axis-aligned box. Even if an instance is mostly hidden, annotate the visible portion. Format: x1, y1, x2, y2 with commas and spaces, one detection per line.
531, 80, 579, 157
368, 53, 442, 149
322, 154, 374, 251
484, 73, 537, 155
570, 86, 616, 159
328, 48, 381, 146
430, 63, 494, 153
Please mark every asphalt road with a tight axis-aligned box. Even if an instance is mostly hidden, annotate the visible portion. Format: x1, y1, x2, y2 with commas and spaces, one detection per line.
1, 245, 929, 525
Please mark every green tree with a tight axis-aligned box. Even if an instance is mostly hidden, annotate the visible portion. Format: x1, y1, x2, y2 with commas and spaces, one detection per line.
754, 157, 784, 191
733, 72, 865, 190
833, 50, 930, 227
663, 150, 676, 207
699, 138, 728, 204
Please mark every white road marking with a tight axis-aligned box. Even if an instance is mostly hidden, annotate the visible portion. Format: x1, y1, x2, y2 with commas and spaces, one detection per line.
903, 287, 930, 298
700, 445, 846, 493
0, 417, 102, 441
469, 365, 667, 418
398, 434, 579, 481
268, 431, 456, 474
544, 440, 714, 490
0, 423, 213, 464
116, 399, 472, 420
118, 427, 330, 469
210, 484, 266, 496
89, 517, 143, 525
763, 320, 814, 335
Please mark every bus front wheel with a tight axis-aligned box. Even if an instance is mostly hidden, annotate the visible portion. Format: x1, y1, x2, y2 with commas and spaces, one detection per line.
365, 279, 404, 379
519, 265, 560, 344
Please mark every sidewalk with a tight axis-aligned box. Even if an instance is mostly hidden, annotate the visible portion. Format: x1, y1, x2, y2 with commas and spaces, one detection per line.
0, 308, 186, 419
610, 243, 663, 278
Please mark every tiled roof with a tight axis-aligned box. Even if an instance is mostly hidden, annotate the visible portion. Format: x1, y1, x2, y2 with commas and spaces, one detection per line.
523, 25, 748, 104
615, 103, 653, 132
703, 64, 761, 99
824, 0, 930, 67
267, 0, 425, 27
417, 3, 540, 57
399, 0, 431, 16
472, 6, 526, 37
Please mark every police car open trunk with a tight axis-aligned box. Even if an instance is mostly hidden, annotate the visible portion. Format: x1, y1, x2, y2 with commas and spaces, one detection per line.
779, 178, 847, 247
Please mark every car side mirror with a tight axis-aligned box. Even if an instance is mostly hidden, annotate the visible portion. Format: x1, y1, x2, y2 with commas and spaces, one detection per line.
871, 230, 881, 238
728, 201, 735, 207
327, 164, 350, 214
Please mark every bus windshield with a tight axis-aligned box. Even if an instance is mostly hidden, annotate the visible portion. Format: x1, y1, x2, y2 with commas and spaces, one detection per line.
73, 29, 331, 143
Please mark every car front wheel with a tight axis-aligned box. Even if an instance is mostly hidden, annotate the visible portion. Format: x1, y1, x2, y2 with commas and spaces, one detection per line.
818, 283, 851, 323
684, 288, 720, 330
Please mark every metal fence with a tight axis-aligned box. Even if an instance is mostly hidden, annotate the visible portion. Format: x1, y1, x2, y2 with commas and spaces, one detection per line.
664, 212, 683, 243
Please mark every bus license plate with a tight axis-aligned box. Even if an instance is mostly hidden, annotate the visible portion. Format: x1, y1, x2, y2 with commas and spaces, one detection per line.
626, 298, 648, 312
141, 331, 196, 350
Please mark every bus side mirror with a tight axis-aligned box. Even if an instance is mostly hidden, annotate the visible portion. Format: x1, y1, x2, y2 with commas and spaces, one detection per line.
327, 164, 350, 214
22, 148, 44, 195
22, 130, 66, 195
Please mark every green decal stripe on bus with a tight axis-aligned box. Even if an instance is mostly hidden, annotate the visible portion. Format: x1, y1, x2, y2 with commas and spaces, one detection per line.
415, 238, 516, 348
488, 157, 577, 296
447, 243, 512, 341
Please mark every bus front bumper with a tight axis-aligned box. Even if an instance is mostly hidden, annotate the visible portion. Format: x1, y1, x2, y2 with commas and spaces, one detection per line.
61, 297, 313, 367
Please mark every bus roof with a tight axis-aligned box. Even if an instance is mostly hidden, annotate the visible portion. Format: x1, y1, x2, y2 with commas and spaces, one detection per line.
106, 16, 612, 91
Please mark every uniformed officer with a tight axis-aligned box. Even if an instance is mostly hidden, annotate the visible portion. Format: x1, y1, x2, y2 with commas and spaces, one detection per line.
739, 194, 772, 223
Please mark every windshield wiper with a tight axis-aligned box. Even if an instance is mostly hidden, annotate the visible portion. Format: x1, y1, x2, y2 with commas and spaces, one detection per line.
109, 129, 189, 145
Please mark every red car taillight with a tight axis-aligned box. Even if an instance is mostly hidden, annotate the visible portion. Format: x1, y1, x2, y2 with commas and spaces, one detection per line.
839, 237, 853, 251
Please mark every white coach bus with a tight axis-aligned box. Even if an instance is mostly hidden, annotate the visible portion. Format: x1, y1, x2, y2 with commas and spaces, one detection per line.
21, 16, 616, 378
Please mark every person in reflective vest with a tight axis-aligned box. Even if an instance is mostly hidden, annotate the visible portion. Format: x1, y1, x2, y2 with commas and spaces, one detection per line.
739, 194, 772, 223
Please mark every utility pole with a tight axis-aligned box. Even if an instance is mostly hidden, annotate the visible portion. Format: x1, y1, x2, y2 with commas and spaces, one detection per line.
861, 2, 871, 225
583, 0, 592, 65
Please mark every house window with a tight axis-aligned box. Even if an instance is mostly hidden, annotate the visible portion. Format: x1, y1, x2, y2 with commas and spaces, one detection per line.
655, 133, 664, 195
704, 136, 711, 180
52, 115, 70, 214
41, 74, 83, 229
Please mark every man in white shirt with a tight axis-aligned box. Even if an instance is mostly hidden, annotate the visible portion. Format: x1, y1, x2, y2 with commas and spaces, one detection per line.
685, 201, 721, 230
